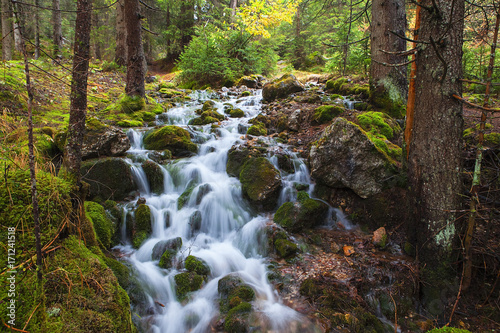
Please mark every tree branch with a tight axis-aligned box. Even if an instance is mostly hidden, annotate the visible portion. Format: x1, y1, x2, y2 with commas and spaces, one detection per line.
372, 58, 416, 67
323, 36, 369, 48
452, 94, 500, 112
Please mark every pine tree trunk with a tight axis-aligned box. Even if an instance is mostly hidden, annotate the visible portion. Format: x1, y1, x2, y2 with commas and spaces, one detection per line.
52, 0, 62, 59
125, 0, 145, 97
115, 0, 127, 66
34, 0, 40, 59
2, 0, 13, 60
407, 0, 465, 318
370, 0, 407, 117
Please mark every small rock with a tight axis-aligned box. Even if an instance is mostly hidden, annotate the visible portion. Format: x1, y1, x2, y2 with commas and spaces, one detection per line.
372, 227, 387, 247
343, 245, 355, 256
137, 197, 146, 205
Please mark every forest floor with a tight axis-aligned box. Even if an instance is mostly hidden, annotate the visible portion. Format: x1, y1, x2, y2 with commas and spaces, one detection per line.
1, 60, 499, 332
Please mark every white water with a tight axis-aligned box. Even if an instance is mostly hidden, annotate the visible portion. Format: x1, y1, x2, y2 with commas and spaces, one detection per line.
117, 90, 332, 332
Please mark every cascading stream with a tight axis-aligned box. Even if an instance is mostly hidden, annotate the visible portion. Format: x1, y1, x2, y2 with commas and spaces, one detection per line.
117, 90, 325, 332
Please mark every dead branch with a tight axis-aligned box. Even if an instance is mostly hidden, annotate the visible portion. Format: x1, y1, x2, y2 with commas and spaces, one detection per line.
371, 58, 416, 67
452, 94, 500, 112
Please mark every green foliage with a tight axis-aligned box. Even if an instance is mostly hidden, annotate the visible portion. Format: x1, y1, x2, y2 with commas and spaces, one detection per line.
426, 328, 471, 333
177, 23, 277, 87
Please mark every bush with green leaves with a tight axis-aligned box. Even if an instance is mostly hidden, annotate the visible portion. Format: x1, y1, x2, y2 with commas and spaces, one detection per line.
178, 24, 277, 87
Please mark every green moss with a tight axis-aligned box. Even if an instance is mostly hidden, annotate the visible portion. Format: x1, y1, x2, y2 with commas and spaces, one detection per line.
116, 119, 143, 127
275, 239, 298, 258
185, 255, 210, 275
273, 202, 295, 229
85, 201, 115, 249
325, 78, 348, 92
426, 327, 471, 333
147, 103, 165, 115
159, 88, 185, 98
229, 108, 245, 118
132, 231, 148, 249
178, 181, 198, 209
159, 249, 177, 269
202, 100, 216, 110
239, 157, 280, 202
313, 105, 344, 124
189, 110, 225, 125
484, 132, 500, 146
356, 111, 396, 140
369, 78, 406, 118
103, 256, 131, 290
134, 204, 151, 234
226, 148, 262, 177
247, 122, 267, 136
224, 302, 252, 333
158, 81, 176, 89
241, 91, 251, 97
141, 160, 164, 194
174, 272, 204, 300
118, 95, 146, 114
143, 125, 198, 154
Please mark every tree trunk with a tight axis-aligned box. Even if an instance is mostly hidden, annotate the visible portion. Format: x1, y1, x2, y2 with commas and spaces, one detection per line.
34, 0, 40, 59
92, 9, 101, 60
13, 5, 22, 53
52, 0, 62, 59
407, 0, 465, 318
229, 0, 237, 19
65, 0, 92, 238
180, 0, 194, 51
370, 0, 407, 118
115, 0, 127, 66
125, 0, 145, 97
2, 0, 13, 60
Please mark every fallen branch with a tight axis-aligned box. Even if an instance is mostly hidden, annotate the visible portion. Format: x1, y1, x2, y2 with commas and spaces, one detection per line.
452, 94, 500, 112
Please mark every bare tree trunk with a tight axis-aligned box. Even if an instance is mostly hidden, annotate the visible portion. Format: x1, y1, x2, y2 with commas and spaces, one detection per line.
125, 0, 145, 97
92, 9, 101, 60
65, 0, 92, 236
12, 0, 42, 281
2, 0, 13, 60
34, 0, 40, 59
13, 7, 22, 53
370, 0, 407, 118
52, 0, 62, 59
407, 0, 465, 318
342, 0, 353, 76
115, 0, 127, 66
229, 0, 237, 19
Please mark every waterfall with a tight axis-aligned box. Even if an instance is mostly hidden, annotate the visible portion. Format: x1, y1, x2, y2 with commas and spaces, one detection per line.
116, 90, 334, 332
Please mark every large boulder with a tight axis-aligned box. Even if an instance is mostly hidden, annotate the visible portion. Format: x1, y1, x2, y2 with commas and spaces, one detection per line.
82, 119, 131, 160
226, 146, 264, 177
239, 157, 282, 210
310, 118, 397, 198
81, 157, 136, 201
143, 125, 198, 156
84, 201, 116, 249
262, 74, 305, 102
273, 193, 329, 232
152, 237, 183, 260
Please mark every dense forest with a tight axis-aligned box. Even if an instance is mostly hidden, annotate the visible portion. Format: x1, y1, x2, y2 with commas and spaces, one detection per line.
0, 0, 499, 332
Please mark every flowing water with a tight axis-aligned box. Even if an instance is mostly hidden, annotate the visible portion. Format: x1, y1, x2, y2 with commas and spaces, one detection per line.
117, 90, 330, 332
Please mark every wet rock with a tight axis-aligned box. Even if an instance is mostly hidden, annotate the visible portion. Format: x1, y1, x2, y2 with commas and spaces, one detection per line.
287, 109, 302, 132
178, 180, 198, 209
184, 255, 210, 276
275, 239, 298, 258
143, 125, 198, 156
174, 272, 204, 300
237, 123, 250, 134
147, 150, 172, 163
310, 118, 398, 198
189, 211, 202, 236
226, 146, 263, 177
224, 302, 252, 333
136, 197, 146, 205
152, 237, 183, 260
189, 109, 225, 125
274, 193, 329, 232
81, 157, 136, 201
239, 157, 282, 210
141, 160, 164, 194
372, 227, 388, 248
79, 119, 131, 160
237, 75, 264, 89
159, 249, 177, 269
262, 74, 305, 102
132, 204, 151, 248
312, 105, 344, 125
195, 183, 212, 204
218, 274, 256, 313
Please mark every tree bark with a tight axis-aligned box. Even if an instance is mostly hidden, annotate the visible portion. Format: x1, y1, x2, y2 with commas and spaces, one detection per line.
370, 0, 407, 117
34, 0, 40, 59
2, 0, 13, 60
52, 0, 62, 59
13, 10, 22, 53
115, 0, 127, 66
65, 0, 92, 239
407, 0, 465, 318
125, 0, 145, 97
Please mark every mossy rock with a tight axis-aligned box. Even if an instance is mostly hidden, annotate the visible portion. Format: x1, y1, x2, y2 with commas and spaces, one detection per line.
262, 74, 305, 102
174, 272, 204, 300
325, 78, 348, 92
159, 249, 177, 269
85, 201, 115, 249
116, 119, 143, 127
313, 105, 344, 124
241, 91, 251, 97
104, 256, 131, 290
218, 274, 256, 313
239, 157, 281, 210
226, 147, 263, 177
146, 102, 165, 115
152, 237, 183, 260
202, 100, 216, 110
117, 94, 146, 114
274, 198, 329, 232
81, 158, 136, 201
356, 111, 399, 140
274, 238, 298, 258
35, 132, 62, 159
229, 108, 245, 118
189, 109, 225, 125
134, 204, 151, 234
158, 81, 176, 89
246, 122, 267, 136
141, 160, 164, 194
185, 255, 210, 276
178, 180, 198, 209
224, 302, 252, 333
159, 88, 185, 98
143, 125, 198, 156
426, 328, 471, 333
369, 79, 406, 118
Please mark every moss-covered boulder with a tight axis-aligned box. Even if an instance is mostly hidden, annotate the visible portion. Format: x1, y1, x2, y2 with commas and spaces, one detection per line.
105, 94, 146, 114
246, 122, 267, 136
85, 201, 116, 249
226, 146, 263, 177
274, 194, 329, 232
262, 74, 305, 102
159, 249, 177, 269
81, 157, 136, 201
178, 180, 198, 209
229, 108, 245, 118
239, 157, 282, 210
143, 125, 198, 156
174, 272, 204, 300
141, 160, 164, 194
185, 255, 210, 276
189, 109, 225, 125
218, 274, 256, 313
224, 302, 252, 333
310, 118, 398, 198
275, 238, 299, 258
132, 204, 151, 248
312, 105, 344, 124
152, 237, 183, 260
237, 75, 263, 89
